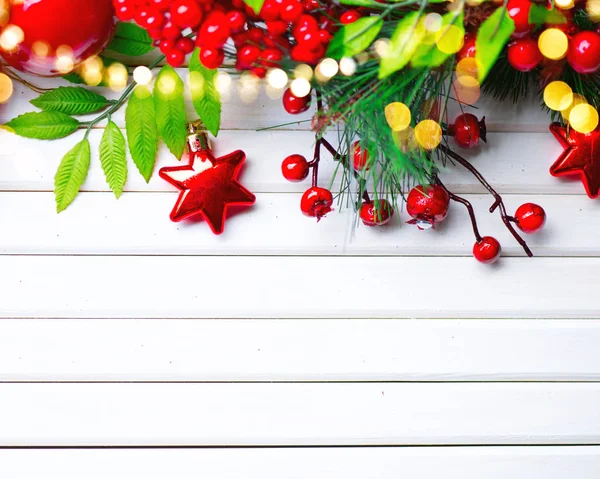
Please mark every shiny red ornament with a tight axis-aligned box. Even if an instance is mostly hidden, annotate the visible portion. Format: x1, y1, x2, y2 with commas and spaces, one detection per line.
514, 203, 546, 234
360, 200, 394, 227
282, 154, 310, 182
406, 184, 450, 229
0, 0, 115, 77
473, 237, 501, 264
159, 131, 256, 235
507, 38, 542, 72
549, 123, 600, 199
301, 186, 333, 220
457, 32, 476, 60
352, 141, 370, 171
282, 88, 311, 114
567, 31, 600, 74
507, 0, 532, 38
451, 113, 486, 149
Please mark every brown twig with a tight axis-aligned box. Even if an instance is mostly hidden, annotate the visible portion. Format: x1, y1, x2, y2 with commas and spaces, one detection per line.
438, 143, 533, 257
435, 176, 482, 242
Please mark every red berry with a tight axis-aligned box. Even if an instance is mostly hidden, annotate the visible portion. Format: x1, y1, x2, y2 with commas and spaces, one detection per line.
352, 141, 370, 171
170, 0, 204, 28
301, 187, 333, 220
176, 37, 195, 54
115, 3, 135, 21
292, 14, 319, 38
282, 88, 311, 114
360, 200, 394, 227
135, 8, 166, 30
199, 47, 224, 69
406, 184, 450, 229
260, 0, 281, 21
340, 9, 361, 24
567, 31, 600, 74
453, 113, 483, 149
162, 21, 182, 39
260, 48, 283, 67
473, 237, 501, 264
457, 32, 476, 60
237, 44, 261, 67
280, 0, 303, 22
282, 154, 310, 182
198, 11, 231, 48
507, 0, 532, 38
514, 203, 546, 234
507, 38, 542, 72
159, 38, 175, 54
167, 49, 186, 67
267, 20, 288, 37
226, 10, 247, 33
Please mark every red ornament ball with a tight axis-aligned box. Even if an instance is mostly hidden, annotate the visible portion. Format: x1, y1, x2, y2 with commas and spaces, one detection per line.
507, 38, 542, 72
360, 200, 394, 227
282, 154, 310, 182
352, 141, 370, 171
0, 0, 115, 77
453, 113, 484, 149
567, 31, 600, 74
457, 32, 476, 60
406, 184, 450, 229
514, 203, 546, 234
282, 88, 311, 115
507, 0, 532, 38
301, 186, 333, 220
473, 236, 501, 264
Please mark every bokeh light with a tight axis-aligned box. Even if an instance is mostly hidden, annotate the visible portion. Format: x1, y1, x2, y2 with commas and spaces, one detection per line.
133, 66, 153, 86
392, 126, 418, 153
293, 64, 313, 80
267, 68, 288, 89
561, 93, 588, 123
436, 25, 464, 54
0, 24, 24, 52
543, 81, 573, 111
569, 104, 599, 134
105, 63, 129, 92
384, 102, 412, 131
339, 57, 357, 76
415, 119, 443, 150
0, 72, 13, 103
453, 74, 481, 104
290, 78, 311, 98
538, 28, 569, 60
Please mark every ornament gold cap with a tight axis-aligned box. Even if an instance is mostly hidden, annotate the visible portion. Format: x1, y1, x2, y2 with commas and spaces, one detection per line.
187, 120, 211, 153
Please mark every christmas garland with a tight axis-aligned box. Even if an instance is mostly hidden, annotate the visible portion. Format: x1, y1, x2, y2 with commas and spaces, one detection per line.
1, 0, 599, 262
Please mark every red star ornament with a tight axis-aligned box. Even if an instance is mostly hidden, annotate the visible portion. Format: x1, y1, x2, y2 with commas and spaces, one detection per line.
159, 148, 256, 235
549, 122, 600, 199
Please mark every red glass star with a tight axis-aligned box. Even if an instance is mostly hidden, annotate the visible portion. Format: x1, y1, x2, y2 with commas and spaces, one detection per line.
159, 148, 256, 235
549, 122, 600, 198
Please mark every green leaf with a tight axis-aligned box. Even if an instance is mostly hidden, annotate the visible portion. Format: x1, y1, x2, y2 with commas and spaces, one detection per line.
107, 22, 154, 56
327, 17, 383, 60
189, 49, 221, 137
3, 111, 79, 139
476, 8, 515, 82
529, 4, 566, 25
125, 85, 159, 183
243, 0, 265, 14
54, 138, 91, 213
379, 12, 426, 79
62, 72, 85, 84
31, 87, 110, 115
154, 65, 187, 159
411, 12, 464, 68
99, 120, 128, 199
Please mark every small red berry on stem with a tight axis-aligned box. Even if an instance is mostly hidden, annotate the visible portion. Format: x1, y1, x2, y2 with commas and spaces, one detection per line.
282, 154, 310, 182
406, 184, 450, 229
283, 88, 311, 114
507, 0, 533, 38
514, 203, 546, 234
451, 114, 486, 149
473, 237, 501, 264
301, 187, 333, 220
567, 31, 600, 74
360, 200, 394, 227
352, 141, 370, 171
507, 38, 542, 72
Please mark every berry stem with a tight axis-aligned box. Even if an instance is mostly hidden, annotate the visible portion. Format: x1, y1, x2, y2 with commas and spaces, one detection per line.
438, 144, 533, 257
435, 176, 482, 243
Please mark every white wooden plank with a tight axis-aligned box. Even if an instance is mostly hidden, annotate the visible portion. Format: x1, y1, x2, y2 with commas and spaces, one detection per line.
0, 319, 598, 382
0, 128, 572, 194
1, 447, 599, 479
0, 192, 590, 257
0, 70, 550, 131
0, 383, 598, 446
1, 256, 599, 319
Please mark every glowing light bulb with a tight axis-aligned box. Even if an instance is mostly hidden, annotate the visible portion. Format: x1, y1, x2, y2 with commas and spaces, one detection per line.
339, 57, 357, 76
267, 68, 288, 89
317, 58, 339, 79
133, 66, 153, 86
290, 78, 311, 98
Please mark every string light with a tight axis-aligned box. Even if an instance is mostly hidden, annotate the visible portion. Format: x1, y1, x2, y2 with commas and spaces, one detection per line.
543, 81, 573, 111
293, 64, 313, 80
0, 24, 24, 52
290, 78, 311, 98
538, 28, 569, 60
0, 72, 13, 103
415, 120, 443, 150
105, 63, 129, 92
339, 57, 357, 76
267, 68, 288, 89
384, 102, 412, 131
133, 66, 153, 86
569, 104, 599, 133
214, 71, 231, 94
79, 56, 104, 86
555, 0, 575, 8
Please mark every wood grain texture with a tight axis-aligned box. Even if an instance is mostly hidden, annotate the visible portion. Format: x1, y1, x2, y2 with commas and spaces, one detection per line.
1, 447, 599, 479
0, 319, 598, 382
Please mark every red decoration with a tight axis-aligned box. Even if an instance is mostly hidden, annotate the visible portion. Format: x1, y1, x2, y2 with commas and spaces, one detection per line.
451, 113, 486, 149
0, 0, 115, 77
507, 0, 532, 38
507, 38, 542, 72
360, 200, 394, 227
457, 32, 476, 60
515, 203, 546, 234
549, 123, 600, 199
282, 154, 310, 182
283, 88, 311, 114
301, 186, 333, 220
406, 184, 450, 229
352, 141, 370, 171
567, 31, 600, 74
159, 132, 256, 235
473, 236, 501, 264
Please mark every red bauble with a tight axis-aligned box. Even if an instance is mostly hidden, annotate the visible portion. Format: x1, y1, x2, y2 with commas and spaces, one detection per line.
514, 203, 546, 234
406, 184, 450, 229
567, 31, 600, 74
301, 186, 333, 220
473, 237, 501, 264
360, 200, 394, 227
282, 88, 311, 114
549, 123, 600, 198
282, 154, 310, 182
507, 0, 532, 38
452, 113, 485, 149
352, 141, 370, 171
507, 38, 542, 72
159, 142, 256, 235
0, 0, 115, 76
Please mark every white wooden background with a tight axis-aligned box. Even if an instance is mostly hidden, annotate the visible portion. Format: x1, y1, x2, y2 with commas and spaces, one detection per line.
1, 68, 600, 477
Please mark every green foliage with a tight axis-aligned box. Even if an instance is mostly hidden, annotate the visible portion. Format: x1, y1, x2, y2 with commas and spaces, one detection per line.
411, 12, 464, 68
476, 8, 515, 82
189, 49, 221, 136
327, 17, 383, 60
107, 22, 154, 56
99, 121, 128, 199
125, 85, 158, 183
154, 65, 187, 159
31, 87, 110, 115
529, 4, 566, 25
54, 138, 91, 213
4, 111, 79, 139
379, 12, 425, 79
242, 0, 265, 15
